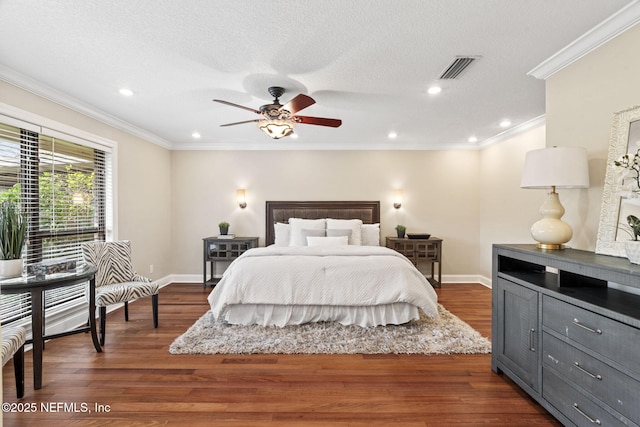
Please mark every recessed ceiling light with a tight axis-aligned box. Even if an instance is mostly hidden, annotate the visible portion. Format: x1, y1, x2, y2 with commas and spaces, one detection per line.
192, 132, 201, 139
388, 131, 397, 139
499, 119, 511, 128
427, 86, 442, 95
468, 136, 478, 143
119, 88, 134, 97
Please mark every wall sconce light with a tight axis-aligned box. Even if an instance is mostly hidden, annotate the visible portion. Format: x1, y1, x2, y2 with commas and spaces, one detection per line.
520, 147, 589, 249
237, 189, 247, 209
393, 190, 403, 209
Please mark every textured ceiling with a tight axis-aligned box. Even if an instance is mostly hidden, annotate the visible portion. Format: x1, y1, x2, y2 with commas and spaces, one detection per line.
0, 0, 636, 150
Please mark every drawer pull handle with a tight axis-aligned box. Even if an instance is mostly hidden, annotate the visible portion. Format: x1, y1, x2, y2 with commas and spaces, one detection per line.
573, 403, 601, 425
572, 318, 602, 335
529, 328, 535, 352
574, 362, 602, 380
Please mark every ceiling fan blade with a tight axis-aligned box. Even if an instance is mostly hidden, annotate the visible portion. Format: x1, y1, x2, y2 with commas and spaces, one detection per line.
294, 115, 342, 127
213, 99, 261, 115
220, 119, 262, 127
282, 94, 315, 114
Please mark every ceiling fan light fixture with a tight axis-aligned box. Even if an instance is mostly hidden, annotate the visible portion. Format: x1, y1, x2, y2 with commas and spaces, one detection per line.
258, 119, 295, 139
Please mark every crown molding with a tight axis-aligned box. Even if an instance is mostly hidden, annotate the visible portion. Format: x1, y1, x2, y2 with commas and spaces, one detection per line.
476, 115, 546, 148
0, 65, 174, 149
528, 0, 640, 80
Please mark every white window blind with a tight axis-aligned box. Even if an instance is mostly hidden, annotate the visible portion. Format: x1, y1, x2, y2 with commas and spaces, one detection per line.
0, 120, 112, 326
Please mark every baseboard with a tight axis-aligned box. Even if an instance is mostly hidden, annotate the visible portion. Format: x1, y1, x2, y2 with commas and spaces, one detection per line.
166, 273, 493, 288
442, 275, 492, 288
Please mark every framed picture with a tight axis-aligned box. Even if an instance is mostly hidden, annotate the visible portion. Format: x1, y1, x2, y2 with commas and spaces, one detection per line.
596, 105, 640, 257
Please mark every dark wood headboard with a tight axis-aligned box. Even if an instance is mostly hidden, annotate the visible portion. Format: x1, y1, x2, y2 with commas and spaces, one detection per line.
265, 201, 380, 246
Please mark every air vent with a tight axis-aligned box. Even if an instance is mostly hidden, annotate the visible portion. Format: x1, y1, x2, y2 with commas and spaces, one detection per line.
438, 56, 478, 79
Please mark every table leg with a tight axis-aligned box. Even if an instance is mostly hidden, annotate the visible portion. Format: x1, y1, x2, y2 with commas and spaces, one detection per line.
88, 277, 102, 353
30, 289, 44, 390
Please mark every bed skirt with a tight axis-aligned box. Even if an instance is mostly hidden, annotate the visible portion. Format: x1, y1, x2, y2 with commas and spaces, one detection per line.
220, 302, 420, 327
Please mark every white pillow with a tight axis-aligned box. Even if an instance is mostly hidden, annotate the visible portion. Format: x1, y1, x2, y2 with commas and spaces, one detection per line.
326, 228, 352, 238
288, 218, 326, 246
362, 223, 380, 246
300, 228, 325, 245
326, 219, 363, 245
274, 222, 290, 247
307, 236, 349, 247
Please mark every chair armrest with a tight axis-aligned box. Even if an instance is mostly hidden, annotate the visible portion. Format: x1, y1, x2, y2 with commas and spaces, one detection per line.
132, 274, 151, 283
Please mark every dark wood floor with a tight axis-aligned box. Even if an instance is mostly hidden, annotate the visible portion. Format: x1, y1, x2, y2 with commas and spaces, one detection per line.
2, 283, 561, 426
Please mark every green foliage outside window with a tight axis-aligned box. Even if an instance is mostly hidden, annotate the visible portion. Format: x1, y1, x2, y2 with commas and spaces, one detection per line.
38, 165, 95, 230
0, 164, 96, 232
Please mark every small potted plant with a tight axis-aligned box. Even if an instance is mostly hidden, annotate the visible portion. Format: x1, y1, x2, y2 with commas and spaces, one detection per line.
0, 201, 27, 278
395, 224, 407, 238
621, 214, 640, 264
218, 221, 230, 236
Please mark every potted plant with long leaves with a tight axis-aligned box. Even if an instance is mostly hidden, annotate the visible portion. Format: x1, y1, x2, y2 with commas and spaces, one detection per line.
0, 201, 27, 278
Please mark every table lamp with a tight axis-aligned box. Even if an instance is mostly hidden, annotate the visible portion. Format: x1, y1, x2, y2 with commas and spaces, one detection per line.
520, 146, 590, 249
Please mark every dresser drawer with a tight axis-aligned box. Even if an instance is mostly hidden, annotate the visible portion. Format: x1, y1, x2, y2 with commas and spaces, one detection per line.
543, 368, 637, 427
543, 332, 640, 423
543, 295, 640, 375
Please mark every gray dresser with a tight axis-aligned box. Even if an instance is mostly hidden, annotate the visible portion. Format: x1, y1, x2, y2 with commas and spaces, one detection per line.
492, 244, 640, 427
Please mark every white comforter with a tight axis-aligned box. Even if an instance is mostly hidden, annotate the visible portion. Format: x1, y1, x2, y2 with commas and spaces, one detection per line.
207, 245, 439, 324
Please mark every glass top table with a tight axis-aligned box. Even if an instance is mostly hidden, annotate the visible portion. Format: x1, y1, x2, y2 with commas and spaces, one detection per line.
1, 264, 102, 390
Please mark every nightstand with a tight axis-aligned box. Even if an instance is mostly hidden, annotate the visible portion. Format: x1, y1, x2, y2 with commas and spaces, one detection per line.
202, 236, 259, 287
386, 236, 442, 288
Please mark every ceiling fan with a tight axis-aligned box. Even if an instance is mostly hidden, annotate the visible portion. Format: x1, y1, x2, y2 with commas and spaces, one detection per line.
213, 86, 342, 139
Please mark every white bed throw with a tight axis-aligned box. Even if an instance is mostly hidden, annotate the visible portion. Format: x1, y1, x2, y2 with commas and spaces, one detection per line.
207, 245, 439, 326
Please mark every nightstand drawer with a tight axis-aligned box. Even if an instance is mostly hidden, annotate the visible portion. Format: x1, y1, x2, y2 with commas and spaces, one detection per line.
414, 242, 440, 261
203, 237, 259, 287
205, 238, 258, 261
385, 236, 442, 287
543, 295, 640, 376
543, 332, 640, 423
543, 368, 637, 427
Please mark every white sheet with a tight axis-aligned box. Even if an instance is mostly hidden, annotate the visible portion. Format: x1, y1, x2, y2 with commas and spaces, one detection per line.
207, 245, 439, 327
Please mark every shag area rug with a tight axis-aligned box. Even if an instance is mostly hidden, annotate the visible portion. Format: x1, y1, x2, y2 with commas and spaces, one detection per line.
169, 304, 491, 355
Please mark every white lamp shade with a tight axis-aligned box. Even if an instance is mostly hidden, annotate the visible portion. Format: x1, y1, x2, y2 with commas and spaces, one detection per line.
521, 147, 590, 189
258, 119, 295, 139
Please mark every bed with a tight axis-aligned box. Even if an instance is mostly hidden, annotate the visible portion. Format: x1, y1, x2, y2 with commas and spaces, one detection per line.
207, 201, 438, 327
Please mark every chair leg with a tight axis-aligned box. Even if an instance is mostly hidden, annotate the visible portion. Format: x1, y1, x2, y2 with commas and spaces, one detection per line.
14, 345, 24, 398
152, 294, 159, 328
124, 301, 129, 321
99, 306, 107, 346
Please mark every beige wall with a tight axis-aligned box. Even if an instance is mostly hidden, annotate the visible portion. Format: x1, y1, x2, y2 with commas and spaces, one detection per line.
0, 82, 173, 280
170, 149, 484, 277
545, 24, 640, 252
478, 125, 546, 278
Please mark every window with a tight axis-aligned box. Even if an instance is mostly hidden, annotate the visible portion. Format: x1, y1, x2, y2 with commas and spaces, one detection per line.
0, 119, 113, 327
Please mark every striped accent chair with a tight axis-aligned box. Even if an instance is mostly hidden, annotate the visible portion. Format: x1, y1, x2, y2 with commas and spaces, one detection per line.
82, 240, 159, 345
2, 326, 26, 398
